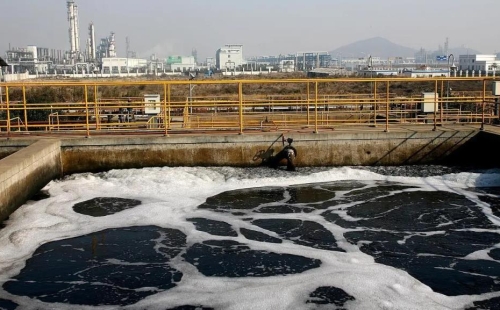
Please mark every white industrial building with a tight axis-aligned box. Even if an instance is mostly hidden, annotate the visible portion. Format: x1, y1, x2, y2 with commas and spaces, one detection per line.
402, 68, 449, 78
459, 54, 498, 72
358, 69, 399, 77
216, 44, 245, 70
167, 56, 196, 72
101, 58, 148, 74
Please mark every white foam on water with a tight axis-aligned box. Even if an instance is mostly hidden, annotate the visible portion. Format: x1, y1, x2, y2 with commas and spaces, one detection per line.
0, 166, 500, 310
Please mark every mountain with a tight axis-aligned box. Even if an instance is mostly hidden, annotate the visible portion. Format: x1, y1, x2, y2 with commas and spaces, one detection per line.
330, 37, 416, 58
447, 46, 481, 56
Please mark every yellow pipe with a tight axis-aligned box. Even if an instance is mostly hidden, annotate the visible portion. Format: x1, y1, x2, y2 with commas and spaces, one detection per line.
6, 86, 10, 136
168, 83, 171, 130
84, 85, 90, 137
373, 81, 377, 127
306, 82, 310, 126
239, 82, 244, 134
482, 80, 486, 129
163, 83, 168, 136
94, 84, 99, 130
433, 80, 438, 131
440, 80, 444, 124
315, 81, 318, 133
22, 85, 28, 131
385, 80, 390, 132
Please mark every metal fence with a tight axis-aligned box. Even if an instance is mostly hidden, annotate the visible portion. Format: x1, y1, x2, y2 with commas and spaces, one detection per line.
0, 77, 498, 137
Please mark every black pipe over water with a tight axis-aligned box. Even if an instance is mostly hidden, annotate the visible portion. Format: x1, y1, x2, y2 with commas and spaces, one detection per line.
266, 138, 297, 171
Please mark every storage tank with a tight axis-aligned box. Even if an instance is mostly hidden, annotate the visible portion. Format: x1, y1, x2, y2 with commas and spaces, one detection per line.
27, 45, 38, 62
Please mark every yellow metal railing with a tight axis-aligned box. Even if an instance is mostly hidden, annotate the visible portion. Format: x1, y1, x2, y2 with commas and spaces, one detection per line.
0, 117, 25, 132
0, 77, 499, 136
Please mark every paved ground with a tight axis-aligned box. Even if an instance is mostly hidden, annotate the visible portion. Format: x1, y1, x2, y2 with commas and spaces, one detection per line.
1, 123, 497, 141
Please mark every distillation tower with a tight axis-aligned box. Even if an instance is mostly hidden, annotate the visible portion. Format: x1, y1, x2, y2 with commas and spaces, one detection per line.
86, 23, 96, 62
67, 0, 80, 63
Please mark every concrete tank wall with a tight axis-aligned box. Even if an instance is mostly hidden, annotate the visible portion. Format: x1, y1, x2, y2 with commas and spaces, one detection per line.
60, 129, 479, 174
0, 140, 61, 223
0, 139, 38, 160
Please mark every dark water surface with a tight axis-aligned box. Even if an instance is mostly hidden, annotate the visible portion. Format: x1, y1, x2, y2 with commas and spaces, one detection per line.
2, 166, 500, 309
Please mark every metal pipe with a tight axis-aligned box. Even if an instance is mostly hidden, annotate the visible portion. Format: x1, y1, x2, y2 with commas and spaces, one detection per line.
163, 83, 168, 136
168, 84, 171, 130
447, 54, 455, 110
239, 82, 243, 135
94, 84, 99, 130
6, 86, 10, 137
433, 80, 438, 131
306, 82, 310, 126
440, 80, 444, 125
373, 81, 377, 127
481, 80, 486, 130
314, 81, 318, 133
84, 85, 90, 137
385, 80, 389, 132
22, 85, 28, 131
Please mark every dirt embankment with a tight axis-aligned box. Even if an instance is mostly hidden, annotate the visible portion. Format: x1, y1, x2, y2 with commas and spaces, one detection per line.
6, 74, 490, 103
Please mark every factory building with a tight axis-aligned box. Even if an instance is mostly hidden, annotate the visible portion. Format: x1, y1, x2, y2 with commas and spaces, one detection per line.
97, 32, 117, 62
167, 56, 196, 72
101, 58, 148, 74
459, 54, 498, 72
4, 46, 57, 74
216, 45, 245, 70
402, 68, 449, 78
295, 52, 331, 71
206, 57, 215, 68
247, 52, 331, 71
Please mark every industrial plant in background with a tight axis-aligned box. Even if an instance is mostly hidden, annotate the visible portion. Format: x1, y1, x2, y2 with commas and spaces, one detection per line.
1, 0, 332, 79
2, 0, 498, 81
1, 0, 337, 80
2, 0, 180, 78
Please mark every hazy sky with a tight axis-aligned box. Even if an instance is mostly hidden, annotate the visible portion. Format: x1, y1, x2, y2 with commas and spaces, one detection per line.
1, 0, 499, 60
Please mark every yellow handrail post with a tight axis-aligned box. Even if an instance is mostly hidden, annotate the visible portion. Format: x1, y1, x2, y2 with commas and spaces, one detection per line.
239, 82, 244, 135
94, 84, 99, 131
22, 85, 28, 131
373, 81, 377, 127
314, 81, 318, 133
306, 82, 310, 126
440, 80, 444, 125
163, 83, 168, 136
385, 80, 390, 132
84, 85, 90, 137
481, 79, 486, 130
6, 86, 10, 137
433, 80, 438, 131
167, 83, 171, 130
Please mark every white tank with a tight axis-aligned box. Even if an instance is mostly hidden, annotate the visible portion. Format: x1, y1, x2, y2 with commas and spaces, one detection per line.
27, 45, 38, 62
